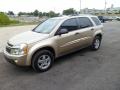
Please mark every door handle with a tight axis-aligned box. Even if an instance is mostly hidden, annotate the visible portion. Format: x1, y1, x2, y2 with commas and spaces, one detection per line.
75, 32, 80, 35
91, 28, 94, 31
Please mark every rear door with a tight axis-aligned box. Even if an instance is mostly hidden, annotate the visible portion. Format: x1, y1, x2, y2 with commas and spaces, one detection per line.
75, 17, 94, 48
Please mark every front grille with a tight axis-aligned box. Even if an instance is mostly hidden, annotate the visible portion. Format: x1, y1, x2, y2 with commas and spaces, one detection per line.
6, 46, 11, 53
7, 42, 13, 47
6, 42, 13, 53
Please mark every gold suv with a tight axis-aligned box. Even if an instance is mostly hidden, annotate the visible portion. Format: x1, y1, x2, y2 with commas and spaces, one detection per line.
4, 15, 103, 72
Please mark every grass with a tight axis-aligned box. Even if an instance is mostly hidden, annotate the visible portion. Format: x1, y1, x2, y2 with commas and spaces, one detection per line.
0, 12, 39, 27
0, 22, 38, 27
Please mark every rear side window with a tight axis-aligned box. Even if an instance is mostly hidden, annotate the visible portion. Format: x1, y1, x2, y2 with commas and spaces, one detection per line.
91, 17, 101, 26
60, 18, 78, 32
78, 17, 93, 29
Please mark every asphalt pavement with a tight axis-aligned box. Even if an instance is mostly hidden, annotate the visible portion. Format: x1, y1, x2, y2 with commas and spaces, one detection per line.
0, 25, 36, 52
0, 22, 120, 90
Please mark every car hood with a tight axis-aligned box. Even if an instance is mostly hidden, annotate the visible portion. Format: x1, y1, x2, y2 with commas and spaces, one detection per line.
9, 31, 49, 45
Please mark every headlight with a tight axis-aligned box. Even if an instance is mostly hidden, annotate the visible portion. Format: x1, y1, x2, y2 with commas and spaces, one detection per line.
10, 44, 28, 55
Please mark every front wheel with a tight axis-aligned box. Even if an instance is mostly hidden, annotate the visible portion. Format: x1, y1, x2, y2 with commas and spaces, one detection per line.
32, 50, 54, 72
91, 36, 101, 50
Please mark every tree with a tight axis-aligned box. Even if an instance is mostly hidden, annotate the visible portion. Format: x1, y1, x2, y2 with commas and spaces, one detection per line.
18, 12, 34, 16
17, 10, 59, 17
26, 12, 34, 16
39, 12, 43, 17
63, 8, 76, 15
8, 11, 14, 15
119, 10, 120, 14
48, 11, 59, 17
18, 12, 23, 16
33, 10, 39, 16
42, 12, 49, 17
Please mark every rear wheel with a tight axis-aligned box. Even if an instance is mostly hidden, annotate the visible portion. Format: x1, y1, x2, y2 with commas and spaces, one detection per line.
32, 50, 54, 72
91, 36, 101, 50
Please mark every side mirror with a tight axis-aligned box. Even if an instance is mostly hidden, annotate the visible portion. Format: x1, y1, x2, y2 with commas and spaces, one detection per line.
57, 28, 69, 35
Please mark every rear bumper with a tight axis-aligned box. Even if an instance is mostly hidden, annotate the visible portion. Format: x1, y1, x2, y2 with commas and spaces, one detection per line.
4, 50, 30, 66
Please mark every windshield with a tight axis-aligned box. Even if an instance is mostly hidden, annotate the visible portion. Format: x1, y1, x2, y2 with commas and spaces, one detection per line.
33, 19, 61, 34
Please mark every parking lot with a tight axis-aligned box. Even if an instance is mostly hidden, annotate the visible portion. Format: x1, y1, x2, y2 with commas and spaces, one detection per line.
0, 25, 36, 52
0, 21, 120, 90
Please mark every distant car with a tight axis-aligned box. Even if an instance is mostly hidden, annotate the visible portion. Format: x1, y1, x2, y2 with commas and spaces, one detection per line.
98, 16, 105, 23
110, 16, 117, 21
4, 15, 103, 72
116, 17, 120, 21
98, 16, 113, 23
107, 16, 113, 21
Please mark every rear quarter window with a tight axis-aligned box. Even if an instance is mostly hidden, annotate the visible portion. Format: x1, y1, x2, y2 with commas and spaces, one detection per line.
91, 17, 101, 26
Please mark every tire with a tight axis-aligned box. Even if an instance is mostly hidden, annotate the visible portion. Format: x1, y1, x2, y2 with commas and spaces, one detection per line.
91, 36, 101, 50
32, 50, 54, 72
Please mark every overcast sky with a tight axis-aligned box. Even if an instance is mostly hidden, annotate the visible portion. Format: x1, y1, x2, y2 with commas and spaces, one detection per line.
0, 0, 120, 14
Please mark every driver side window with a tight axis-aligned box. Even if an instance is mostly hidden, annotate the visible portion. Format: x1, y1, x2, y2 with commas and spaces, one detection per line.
60, 18, 79, 32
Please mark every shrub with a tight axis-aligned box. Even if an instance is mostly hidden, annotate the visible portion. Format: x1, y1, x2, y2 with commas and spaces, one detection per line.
0, 12, 19, 26
10, 20, 19, 24
0, 12, 10, 25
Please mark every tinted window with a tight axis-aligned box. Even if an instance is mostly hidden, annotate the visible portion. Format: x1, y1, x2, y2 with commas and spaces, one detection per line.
78, 17, 93, 29
92, 17, 101, 25
60, 18, 78, 32
98, 16, 103, 20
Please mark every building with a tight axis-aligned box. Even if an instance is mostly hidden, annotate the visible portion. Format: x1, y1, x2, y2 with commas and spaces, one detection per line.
107, 7, 120, 14
81, 7, 120, 15
81, 8, 104, 14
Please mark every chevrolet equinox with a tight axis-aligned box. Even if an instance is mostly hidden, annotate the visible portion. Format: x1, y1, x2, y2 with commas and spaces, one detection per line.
4, 15, 103, 72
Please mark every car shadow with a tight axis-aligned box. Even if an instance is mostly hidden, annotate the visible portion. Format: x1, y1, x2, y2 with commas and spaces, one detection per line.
54, 47, 92, 66
1, 47, 93, 74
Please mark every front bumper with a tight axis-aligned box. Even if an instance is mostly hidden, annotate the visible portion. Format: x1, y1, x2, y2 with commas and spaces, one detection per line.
4, 50, 29, 66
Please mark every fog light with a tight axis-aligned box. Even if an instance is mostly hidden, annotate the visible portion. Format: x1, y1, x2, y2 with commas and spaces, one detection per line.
15, 60, 18, 63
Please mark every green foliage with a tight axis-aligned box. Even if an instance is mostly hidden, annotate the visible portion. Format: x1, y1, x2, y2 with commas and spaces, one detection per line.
0, 12, 19, 26
39, 12, 43, 17
63, 8, 76, 15
10, 20, 19, 24
119, 10, 120, 14
0, 12, 10, 25
18, 10, 59, 17
18, 12, 23, 16
42, 12, 49, 16
18, 12, 34, 16
33, 10, 39, 16
48, 11, 59, 17
8, 11, 14, 15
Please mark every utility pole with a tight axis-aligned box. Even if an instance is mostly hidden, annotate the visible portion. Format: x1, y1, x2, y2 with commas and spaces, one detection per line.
104, 0, 107, 15
80, 0, 81, 14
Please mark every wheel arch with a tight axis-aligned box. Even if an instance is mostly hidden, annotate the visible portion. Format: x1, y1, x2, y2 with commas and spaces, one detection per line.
27, 46, 56, 66
31, 46, 55, 60
95, 33, 103, 40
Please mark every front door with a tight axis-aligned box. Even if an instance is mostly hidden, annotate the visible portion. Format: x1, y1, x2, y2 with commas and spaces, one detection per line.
55, 18, 80, 56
